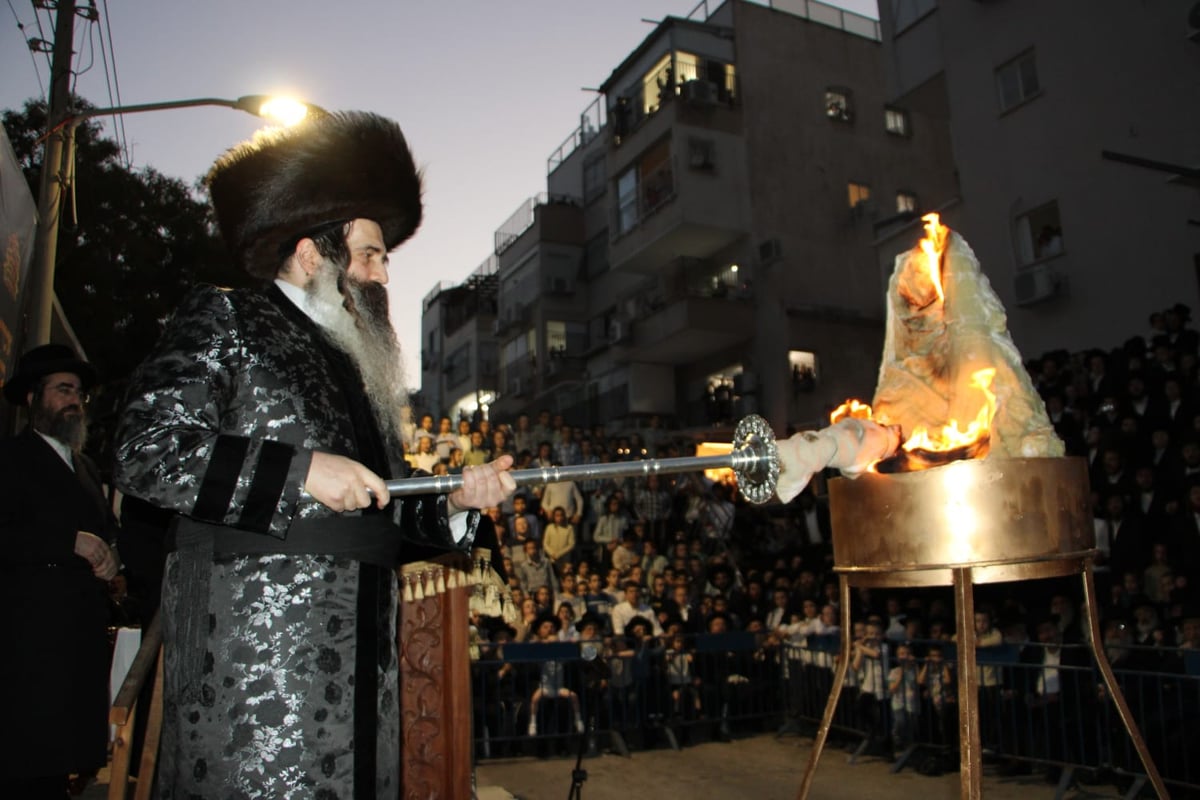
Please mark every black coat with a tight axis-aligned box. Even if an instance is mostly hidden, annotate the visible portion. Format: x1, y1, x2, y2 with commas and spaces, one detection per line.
0, 429, 115, 777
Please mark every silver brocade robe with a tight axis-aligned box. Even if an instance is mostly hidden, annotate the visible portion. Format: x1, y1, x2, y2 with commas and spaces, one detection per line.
114, 284, 474, 800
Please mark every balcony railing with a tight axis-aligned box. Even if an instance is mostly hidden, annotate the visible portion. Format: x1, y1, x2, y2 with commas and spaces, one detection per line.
746, 0, 880, 40
495, 193, 583, 255
547, 95, 606, 175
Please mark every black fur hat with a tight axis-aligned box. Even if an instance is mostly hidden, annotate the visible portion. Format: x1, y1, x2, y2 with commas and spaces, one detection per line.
206, 111, 423, 278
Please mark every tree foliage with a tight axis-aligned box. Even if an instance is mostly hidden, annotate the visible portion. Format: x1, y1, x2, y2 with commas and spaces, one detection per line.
3, 96, 252, 387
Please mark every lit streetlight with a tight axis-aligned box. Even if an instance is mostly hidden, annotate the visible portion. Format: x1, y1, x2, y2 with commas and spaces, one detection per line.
27, 94, 324, 345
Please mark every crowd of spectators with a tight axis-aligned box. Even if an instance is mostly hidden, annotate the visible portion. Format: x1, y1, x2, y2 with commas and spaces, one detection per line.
414, 303, 1200, 779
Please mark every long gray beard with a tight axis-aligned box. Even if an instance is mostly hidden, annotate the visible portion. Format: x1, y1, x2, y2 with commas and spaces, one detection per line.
36, 405, 87, 452
306, 258, 410, 450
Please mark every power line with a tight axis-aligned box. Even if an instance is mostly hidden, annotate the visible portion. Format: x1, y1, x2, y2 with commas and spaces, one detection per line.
88, 0, 123, 162
70, 5, 96, 90
29, 0, 54, 73
98, 0, 129, 167
6, 0, 47, 100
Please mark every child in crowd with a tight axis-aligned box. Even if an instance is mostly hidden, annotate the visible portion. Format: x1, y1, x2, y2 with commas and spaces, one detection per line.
527, 615, 584, 735
665, 633, 703, 720
888, 642, 921, 753
918, 643, 955, 751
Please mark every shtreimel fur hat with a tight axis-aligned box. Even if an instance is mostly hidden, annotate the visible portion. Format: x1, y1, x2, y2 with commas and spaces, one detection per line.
206, 110, 422, 278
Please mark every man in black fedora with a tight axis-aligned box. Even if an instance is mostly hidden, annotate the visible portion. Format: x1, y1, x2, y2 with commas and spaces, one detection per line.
0, 343, 119, 799
112, 112, 516, 799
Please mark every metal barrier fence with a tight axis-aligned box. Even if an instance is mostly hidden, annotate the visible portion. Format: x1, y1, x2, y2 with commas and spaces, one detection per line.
470, 632, 783, 759
470, 632, 1200, 795
775, 636, 1200, 795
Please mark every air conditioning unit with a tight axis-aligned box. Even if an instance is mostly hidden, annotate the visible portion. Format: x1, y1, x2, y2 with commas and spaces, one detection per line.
758, 238, 783, 265
509, 377, 524, 396
1013, 263, 1060, 306
608, 319, 631, 343
682, 79, 717, 106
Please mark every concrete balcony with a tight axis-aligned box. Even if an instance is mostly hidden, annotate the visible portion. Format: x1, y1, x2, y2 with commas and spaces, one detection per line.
495, 194, 584, 266
614, 290, 755, 364
604, 79, 751, 272
607, 114, 750, 273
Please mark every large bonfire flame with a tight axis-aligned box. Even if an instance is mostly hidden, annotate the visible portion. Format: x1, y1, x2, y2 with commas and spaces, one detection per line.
832, 213, 1063, 473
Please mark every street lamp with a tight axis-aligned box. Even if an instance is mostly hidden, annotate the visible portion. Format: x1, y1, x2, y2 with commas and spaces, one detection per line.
26, 94, 324, 345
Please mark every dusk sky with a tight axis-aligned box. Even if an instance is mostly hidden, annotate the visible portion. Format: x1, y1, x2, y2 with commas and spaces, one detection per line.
1, 0, 877, 387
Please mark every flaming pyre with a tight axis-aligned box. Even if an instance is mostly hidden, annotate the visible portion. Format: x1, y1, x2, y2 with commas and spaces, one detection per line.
834, 214, 1064, 472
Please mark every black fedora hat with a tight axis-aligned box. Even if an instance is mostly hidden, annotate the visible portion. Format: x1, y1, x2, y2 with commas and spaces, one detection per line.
3, 344, 98, 406
575, 612, 606, 635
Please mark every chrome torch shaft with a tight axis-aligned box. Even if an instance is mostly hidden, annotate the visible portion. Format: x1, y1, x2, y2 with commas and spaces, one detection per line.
381, 414, 780, 503
385, 451, 748, 497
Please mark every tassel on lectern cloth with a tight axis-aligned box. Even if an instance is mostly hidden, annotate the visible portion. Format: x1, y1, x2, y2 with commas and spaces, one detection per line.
397, 548, 518, 624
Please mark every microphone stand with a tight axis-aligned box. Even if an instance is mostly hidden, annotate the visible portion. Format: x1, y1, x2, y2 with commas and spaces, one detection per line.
566, 708, 592, 800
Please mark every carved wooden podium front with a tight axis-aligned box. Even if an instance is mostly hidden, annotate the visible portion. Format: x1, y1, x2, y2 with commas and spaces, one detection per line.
399, 585, 473, 800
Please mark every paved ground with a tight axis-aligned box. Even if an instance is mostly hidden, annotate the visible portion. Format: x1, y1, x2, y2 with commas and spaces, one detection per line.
475, 734, 1133, 800
84, 733, 1137, 799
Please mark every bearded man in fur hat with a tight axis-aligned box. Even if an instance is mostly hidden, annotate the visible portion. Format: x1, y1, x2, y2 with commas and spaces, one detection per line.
113, 111, 516, 799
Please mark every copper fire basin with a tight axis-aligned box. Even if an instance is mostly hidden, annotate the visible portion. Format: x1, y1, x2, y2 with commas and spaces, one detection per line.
829, 457, 1094, 584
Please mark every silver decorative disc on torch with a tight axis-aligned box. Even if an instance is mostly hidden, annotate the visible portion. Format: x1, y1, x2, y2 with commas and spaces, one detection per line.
732, 413, 779, 505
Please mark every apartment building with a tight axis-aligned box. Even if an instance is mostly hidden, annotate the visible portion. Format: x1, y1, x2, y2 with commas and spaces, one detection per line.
876, 0, 1200, 360
422, 0, 960, 432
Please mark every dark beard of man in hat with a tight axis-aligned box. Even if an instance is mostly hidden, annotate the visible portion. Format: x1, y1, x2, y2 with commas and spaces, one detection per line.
1, 344, 119, 799
112, 111, 516, 800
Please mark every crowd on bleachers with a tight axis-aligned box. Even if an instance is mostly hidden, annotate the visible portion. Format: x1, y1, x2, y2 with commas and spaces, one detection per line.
415, 302, 1200, 785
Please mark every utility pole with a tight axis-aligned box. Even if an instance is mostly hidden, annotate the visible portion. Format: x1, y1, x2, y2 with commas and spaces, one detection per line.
27, 0, 77, 345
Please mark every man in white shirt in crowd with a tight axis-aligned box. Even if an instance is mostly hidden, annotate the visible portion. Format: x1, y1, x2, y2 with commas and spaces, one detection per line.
611, 581, 664, 637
